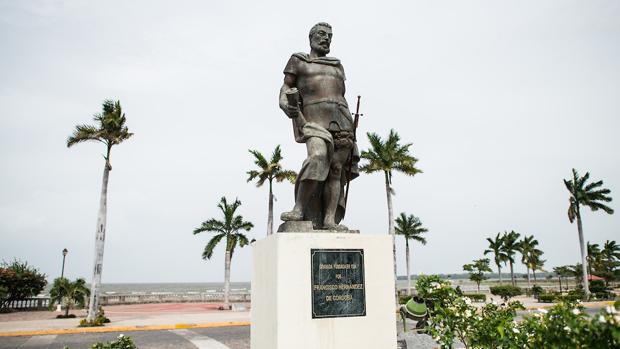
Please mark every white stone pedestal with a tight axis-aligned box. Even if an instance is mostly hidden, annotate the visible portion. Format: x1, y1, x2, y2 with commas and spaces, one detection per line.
251, 233, 397, 349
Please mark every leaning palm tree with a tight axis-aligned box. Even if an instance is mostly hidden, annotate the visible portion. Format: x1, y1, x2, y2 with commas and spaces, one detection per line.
360, 130, 421, 305
67, 100, 132, 322
484, 233, 508, 284
564, 168, 614, 298
518, 235, 539, 289
49, 277, 90, 318
193, 197, 253, 309
501, 231, 521, 286
247, 145, 296, 235
395, 213, 428, 296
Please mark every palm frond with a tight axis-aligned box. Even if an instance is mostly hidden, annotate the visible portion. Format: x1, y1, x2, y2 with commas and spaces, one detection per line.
248, 149, 269, 170
202, 233, 226, 260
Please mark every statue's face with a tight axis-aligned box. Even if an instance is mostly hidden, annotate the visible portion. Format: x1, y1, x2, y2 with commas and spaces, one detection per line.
310, 26, 332, 55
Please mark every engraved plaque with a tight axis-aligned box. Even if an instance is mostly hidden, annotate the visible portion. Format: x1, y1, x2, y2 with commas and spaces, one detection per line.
311, 249, 366, 318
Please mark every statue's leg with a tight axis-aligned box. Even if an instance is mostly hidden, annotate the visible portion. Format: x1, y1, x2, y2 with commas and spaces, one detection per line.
322, 145, 349, 229
281, 138, 327, 221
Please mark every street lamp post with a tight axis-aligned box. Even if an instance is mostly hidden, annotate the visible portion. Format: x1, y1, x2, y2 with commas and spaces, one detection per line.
61, 248, 68, 278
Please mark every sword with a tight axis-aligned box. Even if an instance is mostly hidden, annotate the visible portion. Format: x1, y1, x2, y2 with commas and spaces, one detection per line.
344, 95, 362, 209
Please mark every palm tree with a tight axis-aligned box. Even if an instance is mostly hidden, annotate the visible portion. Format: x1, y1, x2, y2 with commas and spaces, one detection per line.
564, 168, 614, 298
484, 233, 508, 284
360, 130, 421, 305
67, 100, 133, 322
553, 266, 571, 292
586, 242, 602, 277
193, 197, 253, 309
602, 240, 620, 261
247, 145, 296, 235
501, 231, 521, 286
600, 240, 620, 284
530, 249, 545, 283
395, 213, 428, 296
518, 235, 539, 289
49, 277, 90, 318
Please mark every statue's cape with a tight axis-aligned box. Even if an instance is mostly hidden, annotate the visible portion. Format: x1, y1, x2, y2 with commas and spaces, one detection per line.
292, 52, 341, 66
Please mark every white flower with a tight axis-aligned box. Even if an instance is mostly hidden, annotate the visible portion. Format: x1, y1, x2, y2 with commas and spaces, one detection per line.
118, 334, 125, 338
464, 310, 472, 317
512, 327, 520, 333
614, 315, 620, 324
572, 309, 580, 315
598, 315, 606, 323
606, 305, 616, 314
563, 326, 571, 333
537, 308, 548, 314
464, 297, 472, 305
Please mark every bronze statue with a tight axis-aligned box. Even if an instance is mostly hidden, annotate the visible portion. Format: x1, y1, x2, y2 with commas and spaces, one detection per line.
279, 22, 359, 232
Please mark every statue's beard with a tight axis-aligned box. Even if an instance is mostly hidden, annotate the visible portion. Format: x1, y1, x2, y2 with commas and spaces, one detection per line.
311, 41, 330, 55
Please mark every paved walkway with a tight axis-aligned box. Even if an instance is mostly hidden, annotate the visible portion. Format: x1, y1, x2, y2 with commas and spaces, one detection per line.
0, 303, 250, 336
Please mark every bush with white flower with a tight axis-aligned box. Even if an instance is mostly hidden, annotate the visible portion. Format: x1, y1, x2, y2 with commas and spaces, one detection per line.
415, 275, 620, 348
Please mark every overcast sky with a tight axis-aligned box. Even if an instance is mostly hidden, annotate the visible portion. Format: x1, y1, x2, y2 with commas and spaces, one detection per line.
1, 0, 618, 284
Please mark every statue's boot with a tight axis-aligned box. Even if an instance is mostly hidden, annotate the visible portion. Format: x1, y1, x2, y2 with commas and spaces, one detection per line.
280, 210, 303, 221
323, 223, 349, 232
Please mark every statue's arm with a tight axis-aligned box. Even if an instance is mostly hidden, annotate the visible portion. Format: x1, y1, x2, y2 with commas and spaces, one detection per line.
279, 73, 299, 118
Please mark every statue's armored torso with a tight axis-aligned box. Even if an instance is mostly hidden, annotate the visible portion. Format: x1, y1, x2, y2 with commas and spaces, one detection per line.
284, 53, 352, 132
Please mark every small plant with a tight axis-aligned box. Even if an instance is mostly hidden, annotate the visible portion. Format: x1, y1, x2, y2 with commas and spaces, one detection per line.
78, 306, 110, 327
63, 334, 137, 349
490, 285, 522, 302
463, 293, 486, 302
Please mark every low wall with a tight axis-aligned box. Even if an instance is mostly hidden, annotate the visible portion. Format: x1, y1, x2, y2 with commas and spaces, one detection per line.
99, 292, 251, 305
3, 297, 50, 310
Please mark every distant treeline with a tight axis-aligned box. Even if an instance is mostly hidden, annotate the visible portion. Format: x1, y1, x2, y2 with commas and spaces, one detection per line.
396, 272, 561, 281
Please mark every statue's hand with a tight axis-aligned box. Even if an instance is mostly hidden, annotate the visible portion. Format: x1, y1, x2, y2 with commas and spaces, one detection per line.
286, 104, 300, 119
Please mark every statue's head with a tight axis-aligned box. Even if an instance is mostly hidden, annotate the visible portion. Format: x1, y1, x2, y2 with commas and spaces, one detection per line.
309, 22, 332, 56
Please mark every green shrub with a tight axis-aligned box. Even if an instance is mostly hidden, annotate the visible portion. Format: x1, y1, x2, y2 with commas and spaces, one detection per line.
589, 280, 608, 293
463, 293, 486, 302
490, 285, 522, 302
593, 291, 615, 300
537, 293, 556, 303
399, 295, 412, 304
0, 260, 47, 309
530, 285, 544, 296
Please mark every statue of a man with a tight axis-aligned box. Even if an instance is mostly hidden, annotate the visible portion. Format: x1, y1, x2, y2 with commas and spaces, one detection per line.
279, 22, 359, 231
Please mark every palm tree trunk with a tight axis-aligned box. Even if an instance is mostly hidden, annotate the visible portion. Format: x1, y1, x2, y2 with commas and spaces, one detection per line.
224, 249, 231, 308
509, 262, 515, 286
497, 263, 502, 284
526, 267, 531, 289
533, 269, 537, 283
576, 210, 590, 298
64, 301, 70, 317
267, 180, 273, 235
86, 158, 110, 322
405, 239, 411, 296
384, 172, 398, 306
